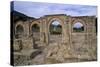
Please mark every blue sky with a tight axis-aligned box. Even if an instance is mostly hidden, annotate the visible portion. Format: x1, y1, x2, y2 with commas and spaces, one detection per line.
73, 22, 83, 28
13, 1, 97, 18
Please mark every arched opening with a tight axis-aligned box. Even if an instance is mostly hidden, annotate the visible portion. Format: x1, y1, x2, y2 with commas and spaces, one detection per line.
32, 24, 40, 33
49, 20, 62, 43
31, 24, 40, 49
15, 25, 24, 38
73, 22, 84, 32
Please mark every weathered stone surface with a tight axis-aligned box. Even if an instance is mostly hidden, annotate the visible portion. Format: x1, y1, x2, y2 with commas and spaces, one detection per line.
13, 39, 22, 51
44, 43, 73, 63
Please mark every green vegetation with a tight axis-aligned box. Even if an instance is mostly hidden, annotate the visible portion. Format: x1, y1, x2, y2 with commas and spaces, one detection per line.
50, 24, 62, 34
73, 26, 84, 32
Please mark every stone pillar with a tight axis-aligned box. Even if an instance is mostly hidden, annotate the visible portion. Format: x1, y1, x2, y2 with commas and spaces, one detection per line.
24, 21, 30, 38
68, 16, 72, 48
40, 20, 43, 42
45, 19, 49, 45
40, 19, 47, 46
86, 17, 96, 49
22, 21, 33, 49
62, 22, 67, 43
62, 16, 70, 45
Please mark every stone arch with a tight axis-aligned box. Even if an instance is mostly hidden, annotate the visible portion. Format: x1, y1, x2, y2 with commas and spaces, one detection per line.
48, 17, 64, 43
30, 21, 40, 49
49, 21, 62, 34
15, 22, 24, 38
15, 21, 24, 30
16, 25, 24, 34
72, 19, 86, 33
48, 17, 64, 33
30, 21, 40, 33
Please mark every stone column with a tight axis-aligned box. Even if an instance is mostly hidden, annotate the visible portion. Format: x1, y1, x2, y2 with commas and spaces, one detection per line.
40, 20, 43, 42
40, 19, 47, 46
62, 21, 67, 43
22, 21, 33, 49
45, 19, 49, 45
68, 16, 72, 48
62, 16, 70, 44
86, 17, 96, 49
24, 21, 30, 38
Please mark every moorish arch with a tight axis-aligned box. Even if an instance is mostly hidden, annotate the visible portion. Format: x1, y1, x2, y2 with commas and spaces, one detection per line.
30, 21, 40, 49
72, 19, 86, 33
71, 19, 87, 46
30, 21, 40, 37
47, 17, 65, 43
30, 21, 40, 33
15, 22, 24, 39
16, 25, 24, 34
15, 21, 25, 30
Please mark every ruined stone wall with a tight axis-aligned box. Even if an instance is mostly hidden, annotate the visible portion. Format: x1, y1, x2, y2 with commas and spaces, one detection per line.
70, 16, 97, 59
13, 15, 96, 59
14, 15, 96, 50
13, 14, 97, 65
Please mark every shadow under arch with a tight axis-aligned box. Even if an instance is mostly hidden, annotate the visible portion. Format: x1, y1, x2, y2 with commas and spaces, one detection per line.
15, 24, 24, 39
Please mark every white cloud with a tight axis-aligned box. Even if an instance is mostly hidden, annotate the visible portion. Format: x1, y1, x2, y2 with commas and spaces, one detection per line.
13, 1, 97, 18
